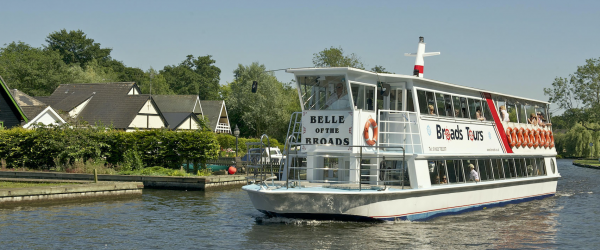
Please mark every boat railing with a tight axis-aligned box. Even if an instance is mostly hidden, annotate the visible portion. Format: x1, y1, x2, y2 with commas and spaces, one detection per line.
377, 110, 423, 154
245, 134, 278, 187
284, 144, 407, 191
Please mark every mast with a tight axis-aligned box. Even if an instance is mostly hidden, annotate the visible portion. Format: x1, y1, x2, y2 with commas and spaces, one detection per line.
404, 36, 440, 78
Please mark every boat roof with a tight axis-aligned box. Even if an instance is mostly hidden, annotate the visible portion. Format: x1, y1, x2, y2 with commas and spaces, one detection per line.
286, 67, 550, 105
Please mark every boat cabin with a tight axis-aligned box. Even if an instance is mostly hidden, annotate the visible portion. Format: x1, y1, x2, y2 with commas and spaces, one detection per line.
284, 67, 557, 190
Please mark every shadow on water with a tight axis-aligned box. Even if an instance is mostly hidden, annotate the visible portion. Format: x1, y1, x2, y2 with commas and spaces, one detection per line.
0, 159, 598, 249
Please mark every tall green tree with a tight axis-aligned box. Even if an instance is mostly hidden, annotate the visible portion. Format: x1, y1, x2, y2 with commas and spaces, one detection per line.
371, 65, 392, 73
313, 46, 365, 69
137, 68, 174, 95
226, 62, 300, 141
0, 42, 75, 96
45, 29, 112, 67
544, 58, 600, 131
161, 55, 221, 100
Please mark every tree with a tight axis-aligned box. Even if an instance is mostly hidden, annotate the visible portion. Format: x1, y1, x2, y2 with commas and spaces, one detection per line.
137, 68, 174, 95
161, 55, 221, 100
371, 65, 392, 74
313, 46, 365, 69
544, 58, 600, 131
45, 29, 112, 67
226, 62, 300, 141
0, 42, 75, 96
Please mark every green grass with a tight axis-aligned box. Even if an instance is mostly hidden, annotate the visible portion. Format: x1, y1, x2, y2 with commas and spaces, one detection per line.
573, 159, 600, 166
0, 181, 78, 188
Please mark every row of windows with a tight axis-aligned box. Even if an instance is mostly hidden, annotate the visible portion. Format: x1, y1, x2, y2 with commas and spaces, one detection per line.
417, 90, 493, 121
428, 158, 548, 186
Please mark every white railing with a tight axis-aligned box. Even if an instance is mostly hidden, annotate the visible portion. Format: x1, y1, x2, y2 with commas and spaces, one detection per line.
377, 110, 423, 154
216, 123, 231, 134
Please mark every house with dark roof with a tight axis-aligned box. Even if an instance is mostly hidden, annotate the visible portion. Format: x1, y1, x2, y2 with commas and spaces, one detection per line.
10, 89, 65, 128
0, 76, 28, 129
201, 100, 231, 134
153, 95, 203, 130
37, 83, 168, 130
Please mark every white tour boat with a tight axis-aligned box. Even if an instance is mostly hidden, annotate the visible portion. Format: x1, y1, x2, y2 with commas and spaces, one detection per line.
242, 37, 559, 221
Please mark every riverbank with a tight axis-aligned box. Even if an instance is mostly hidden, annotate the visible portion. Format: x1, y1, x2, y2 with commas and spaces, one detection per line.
0, 178, 143, 205
0, 170, 246, 190
572, 159, 600, 169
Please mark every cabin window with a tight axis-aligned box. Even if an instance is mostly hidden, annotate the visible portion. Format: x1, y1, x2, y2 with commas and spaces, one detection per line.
435, 93, 446, 116
517, 102, 527, 123
417, 90, 436, 115
365, 86, 375, 111
429, 160, 448, 185
482, 101, 493, 120
462, 160, 477, 182
468, 99, 481, 120
525, 158, 535, 176
406, 90, 415, 112
478, 159, 493, 181
493, 159, 505, 179
351, 84, 375, 111
452, 96, 464, 118
446, 160, 464, 183
298, 75, 350, 110
389, 89, 403, 111
537, 158, 547, 175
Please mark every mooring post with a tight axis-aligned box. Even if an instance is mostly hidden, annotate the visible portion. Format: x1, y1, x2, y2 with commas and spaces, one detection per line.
94, 169, 98, 183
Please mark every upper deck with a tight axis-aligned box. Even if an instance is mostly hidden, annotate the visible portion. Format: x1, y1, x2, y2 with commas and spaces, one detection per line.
287, 67, 556, 157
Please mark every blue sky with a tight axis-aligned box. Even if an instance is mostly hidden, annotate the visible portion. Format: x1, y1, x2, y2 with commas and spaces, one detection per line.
1, 0, 599, 113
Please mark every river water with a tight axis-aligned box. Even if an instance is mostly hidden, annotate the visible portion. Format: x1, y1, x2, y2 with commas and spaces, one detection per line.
0, 159, 598, 249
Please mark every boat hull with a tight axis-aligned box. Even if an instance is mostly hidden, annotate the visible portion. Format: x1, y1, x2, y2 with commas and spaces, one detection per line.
243, 177, 558, 221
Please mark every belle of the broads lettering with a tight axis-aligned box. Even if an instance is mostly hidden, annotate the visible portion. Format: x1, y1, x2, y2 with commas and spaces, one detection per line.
243, 37, 558, 221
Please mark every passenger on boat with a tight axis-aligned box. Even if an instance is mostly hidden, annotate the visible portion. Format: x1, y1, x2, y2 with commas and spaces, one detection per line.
528, 113, 538, 126
428, 104, 436, 115
441, 175, 448, 184
469, 164, 480, 182
324, 82, 350, 109
499, 105, 510, 122
475, 108, 486, 121
537, 112, 551, 127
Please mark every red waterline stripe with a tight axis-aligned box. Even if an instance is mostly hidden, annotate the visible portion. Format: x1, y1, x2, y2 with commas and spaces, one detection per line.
483, 92, 513, 154
414, 65, 424, 74
371, 192, 555, 218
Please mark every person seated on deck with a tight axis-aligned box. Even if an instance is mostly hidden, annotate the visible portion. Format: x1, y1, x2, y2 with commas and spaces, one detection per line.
476, 108, 486, 121
455, 109, 461, 117
499, 105, 510, 122
441, 175, 448, 184
323, 82, 350, 110
428, 104, 436, 115
528, 113, 538, 126
537, 112, 551, 127
469, 164, 480, 182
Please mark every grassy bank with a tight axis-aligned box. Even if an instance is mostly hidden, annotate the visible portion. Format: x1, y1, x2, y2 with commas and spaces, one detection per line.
573, 159, 600, 166
0, 181, 77, 188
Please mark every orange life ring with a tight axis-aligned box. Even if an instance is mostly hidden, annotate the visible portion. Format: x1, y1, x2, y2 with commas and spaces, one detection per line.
512, 128, 520, 148
522, 128, 530, 148
534, 130, 540, 148
538, 129, 546, 149
527, 129, 534, 148
519, 128, 528, 148
364, 118, 378, 146
506, 128, 515, 148
515, 128, 523, 148
549, 131, 555, 148
544, 130, 551, 148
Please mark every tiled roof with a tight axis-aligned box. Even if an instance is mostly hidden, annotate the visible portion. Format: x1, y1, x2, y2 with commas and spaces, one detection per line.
10, 89, 48, 118
162, 112, 199, 129
152, 95, 198, 113
38, 83, 136, 112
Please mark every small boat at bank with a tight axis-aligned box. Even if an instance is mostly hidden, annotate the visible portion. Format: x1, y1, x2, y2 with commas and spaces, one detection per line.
242, 37, 559, 221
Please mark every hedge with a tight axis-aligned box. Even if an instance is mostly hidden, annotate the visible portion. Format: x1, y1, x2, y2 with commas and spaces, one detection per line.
0, 126, 219, 170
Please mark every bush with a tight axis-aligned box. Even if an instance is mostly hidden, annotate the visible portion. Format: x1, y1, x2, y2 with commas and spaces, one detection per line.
0, 125, 220, 171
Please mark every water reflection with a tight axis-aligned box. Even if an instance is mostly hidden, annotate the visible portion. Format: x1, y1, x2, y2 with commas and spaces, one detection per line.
0, 159, 597, 249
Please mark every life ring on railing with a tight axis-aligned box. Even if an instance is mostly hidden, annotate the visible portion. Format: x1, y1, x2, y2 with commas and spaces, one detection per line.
526, 129, 534, 148
519, 128, 528, 148
549, 131, 555, 148
506, 128, 516, 148
538, 129, 546, 149
516, 128, 524, 148
544, 130, 550, 148
363, 117, 378, 146
533, 129, 540, 149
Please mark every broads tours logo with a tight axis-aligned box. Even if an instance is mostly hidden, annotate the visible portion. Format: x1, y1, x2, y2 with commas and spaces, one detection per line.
435, 125, 484, 141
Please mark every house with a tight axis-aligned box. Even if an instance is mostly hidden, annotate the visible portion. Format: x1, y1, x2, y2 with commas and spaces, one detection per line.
0, 76, 28, 129
201, 100, 231, 134
36, 83, 168, 131
10, 89, 66, 129
152, 95, 203, 130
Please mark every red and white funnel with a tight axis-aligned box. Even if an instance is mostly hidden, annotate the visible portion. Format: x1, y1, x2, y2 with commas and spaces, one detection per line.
404, 37, 440, 78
